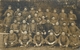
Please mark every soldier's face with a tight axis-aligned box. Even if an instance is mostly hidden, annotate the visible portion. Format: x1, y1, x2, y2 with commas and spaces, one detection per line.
62, 32, 65, 35
52, 17, 55, 20
56, 22, 59, 25
17, 9, 20, 11
70, 11, 73, 14
24, 8, 27, 11
42, 16, 45, 19
54, 10, 56, 13
63, 23, 66, 26
62, 10, 64, 13
23, 20, 26, 24
14, 20, 17, 23
28, 15, 31, 18
7, 13, 10, 16
34, 14, 38, 17
47, 20, 50, 23
71, 23, 75, 26
50, 32, 53, 35
32, 20, 35, 23
8, 7, 11, 9
23, 31, 27, 34
18, 13, 21, 16
31, 8, 34, 10
10, 30, 14, 34
38, 9, 41, 11
46, 9, 49, 12
36, 32, 40, 35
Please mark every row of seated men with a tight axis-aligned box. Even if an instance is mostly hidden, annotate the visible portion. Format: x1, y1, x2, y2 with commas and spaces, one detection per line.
4, 29, 80, 49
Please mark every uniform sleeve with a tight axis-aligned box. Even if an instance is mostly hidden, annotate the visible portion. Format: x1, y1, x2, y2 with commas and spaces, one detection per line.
33, 35, 37, 44
45, 35, 49, 43
66, 37, 69, 46
28, 35, 32, 42
58, 36, 62, 45
41, 35, 44, 44
74, 14, 77, 20
19, 34, 23, 42
3, 10, 7, 16
4, 34, 9, 43
10, 24, 13, 30
13, 34, 18, 42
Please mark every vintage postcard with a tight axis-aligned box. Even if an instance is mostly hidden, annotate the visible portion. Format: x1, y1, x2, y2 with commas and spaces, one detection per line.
0, 0, 80, 50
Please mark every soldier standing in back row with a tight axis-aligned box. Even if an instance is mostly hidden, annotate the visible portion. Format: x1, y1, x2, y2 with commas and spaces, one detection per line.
29, 7, 35, 17
4, 13, 13, 33
52, 9, 59, 21
3, 5, 14, 17
68, 10, 77, 23
59, 9, 68, 25
14, 8, 21, 17
22, 7, 29, 19
45, 9, 51, 20
38, 8, 43, 18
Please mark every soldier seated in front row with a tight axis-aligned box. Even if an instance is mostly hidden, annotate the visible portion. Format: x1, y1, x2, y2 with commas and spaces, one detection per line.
4, 30, 18, 48
69, 34, 80, 49
45, 31, 57, 47
33, 32, 44, 47
58, 32, 69, 48
19, 31, 32, 47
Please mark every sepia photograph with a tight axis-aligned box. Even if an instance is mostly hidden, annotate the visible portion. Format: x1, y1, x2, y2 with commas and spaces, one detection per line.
0, 0, 80, 50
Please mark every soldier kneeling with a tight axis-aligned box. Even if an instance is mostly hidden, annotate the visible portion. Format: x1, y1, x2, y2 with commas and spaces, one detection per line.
19, 31, 32, 47
45, 32, 57, 47
4, 30, 18, 48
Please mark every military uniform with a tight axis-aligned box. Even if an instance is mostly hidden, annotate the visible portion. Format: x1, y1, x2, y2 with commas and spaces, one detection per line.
20, 23, 27, 33
68, 13, 77, 23
4, 33, 18, 47
33, 34, 44, 46
69, 25, 80, 35
58, 34, 69, 47
15, 16, 23, 24
59, 12, 68, 25
69, 35, 80, 48
51, 19, 58, 25
22, 10, 29, 19
29, 10, 35, 17
14, 11, 21, 17
44, 22, 53, 35
61, 25, 70, 35
4, 16, 13, 33
45, 12, 51, 20
19, 33, 32, 46
53, 25, 61, 37
45, 34, 57, 46
3, 9, 14, 16
52, 12, 59, 20
30, 23, 37, 37
38, 11, 43, 18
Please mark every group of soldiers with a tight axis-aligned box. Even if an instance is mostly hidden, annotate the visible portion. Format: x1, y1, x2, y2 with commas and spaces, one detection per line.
2, 5, 80, 49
